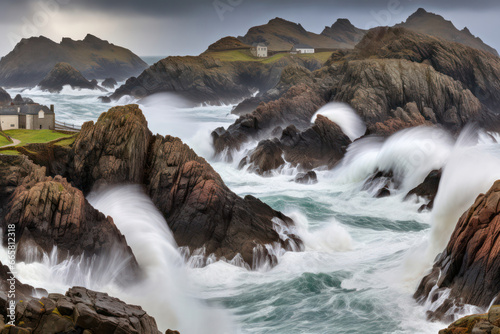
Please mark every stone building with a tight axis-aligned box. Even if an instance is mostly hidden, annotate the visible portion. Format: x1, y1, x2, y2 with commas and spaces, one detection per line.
0, 104, 55, 130
250, 43, 268, 57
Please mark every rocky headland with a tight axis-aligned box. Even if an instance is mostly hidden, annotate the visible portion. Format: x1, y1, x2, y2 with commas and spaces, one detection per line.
0, 34, 147, 87
38, 62, 104, 93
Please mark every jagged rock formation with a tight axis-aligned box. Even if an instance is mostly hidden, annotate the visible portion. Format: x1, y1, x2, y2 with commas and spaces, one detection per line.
321, 19, 366, 45
213, 82, 328, 157
0, 34, 147, 87
110, 55, 322, 105
237, 17, 363, 51
0, 87, 11, 105
102, 77, 118, 89
68, 105, 301, 266
0, 156, 46, 220
0, 285, 163, 334
405, 169, 441, 211
38, 62, 102, 93
1, 173, 140, 279
214, 26, 497, 157
396, 8, 499, 56
415, 180, 500, 321
346, 27, 500, 113
240, 115, 351, 174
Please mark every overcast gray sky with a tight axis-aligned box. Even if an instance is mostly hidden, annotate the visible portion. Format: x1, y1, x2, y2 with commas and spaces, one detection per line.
0, 0, 498, 58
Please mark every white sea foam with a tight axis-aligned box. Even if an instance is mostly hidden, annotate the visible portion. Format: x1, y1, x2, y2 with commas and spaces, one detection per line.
311, 102, 367, 141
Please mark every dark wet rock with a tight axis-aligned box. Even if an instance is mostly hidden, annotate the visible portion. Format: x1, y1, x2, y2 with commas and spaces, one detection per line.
414, 180, 500, 321
0, 261, 37, 316
66, 105, 302, 267
99, 96, 111, 103
0, 286, 162, 334
145, 133, 302, 266
0, 34, 147, 87
295, 171, 318, 184
213, 82, 328, 156
243, 115, 351, 174
362, 170, 399, 198
1, 174, 140, 280
38, 62, 104, 93
0, 87, 11, 105
102, 77, 118, 89
405, 169, 442, 211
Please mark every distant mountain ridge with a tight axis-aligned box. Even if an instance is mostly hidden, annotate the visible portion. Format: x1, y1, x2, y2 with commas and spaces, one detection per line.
237, 17, 365, 51
396, 8, 498, 56
0, 34, 148, 87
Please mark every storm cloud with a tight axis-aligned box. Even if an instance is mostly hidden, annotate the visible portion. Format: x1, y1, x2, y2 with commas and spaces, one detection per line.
0, 0, 498, 58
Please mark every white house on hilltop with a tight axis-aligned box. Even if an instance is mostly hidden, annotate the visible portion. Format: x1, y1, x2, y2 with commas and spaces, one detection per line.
291, 44, 315, 54
251, 43, 268, 57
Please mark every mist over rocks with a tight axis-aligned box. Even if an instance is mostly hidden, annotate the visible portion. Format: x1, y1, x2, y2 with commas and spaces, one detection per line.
21, 104, 302, 268
38, 62, 104, 93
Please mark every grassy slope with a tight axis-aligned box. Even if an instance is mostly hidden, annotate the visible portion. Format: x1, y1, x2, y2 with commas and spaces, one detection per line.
0, 131, 12, 147
3, 130, 73, 146
206, 50, 334, 64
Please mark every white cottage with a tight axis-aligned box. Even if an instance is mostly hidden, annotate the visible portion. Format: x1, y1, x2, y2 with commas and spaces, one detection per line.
250, 43, 268, 57
291, 44, 315, 54
0, 104, 55, 130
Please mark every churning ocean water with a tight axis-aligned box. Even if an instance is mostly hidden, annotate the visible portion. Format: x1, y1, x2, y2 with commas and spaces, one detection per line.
3, 86, 499, 334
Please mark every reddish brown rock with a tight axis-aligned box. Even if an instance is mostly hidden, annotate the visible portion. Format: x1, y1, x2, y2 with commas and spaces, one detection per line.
2, 175, 140, 280
415, 180, 500, 321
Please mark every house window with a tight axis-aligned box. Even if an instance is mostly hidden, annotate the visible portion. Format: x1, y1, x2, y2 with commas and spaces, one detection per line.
10, 124, 14, 127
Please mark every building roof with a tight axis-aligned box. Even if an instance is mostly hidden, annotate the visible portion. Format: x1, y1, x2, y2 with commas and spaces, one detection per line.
291, 44, 315, 50
251, 43, 267, 48
0, 104, 52, 116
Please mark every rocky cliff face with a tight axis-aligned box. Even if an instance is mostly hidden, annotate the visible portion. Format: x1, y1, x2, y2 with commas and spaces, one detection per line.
110, 55, 322, 105
0, 34, 147, 87
414, 180, 500, 321
2, 173, 140, 280
38, 62, 102, 93
348, 27, 500, 113
396, 8, 499, 57
68, 105, 302, 267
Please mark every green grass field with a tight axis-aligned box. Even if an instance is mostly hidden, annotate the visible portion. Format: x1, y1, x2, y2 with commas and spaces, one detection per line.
0, 132, 12, 147
3, 129, 74, 146
206, 50, 333, 65
0, 150, 19, 156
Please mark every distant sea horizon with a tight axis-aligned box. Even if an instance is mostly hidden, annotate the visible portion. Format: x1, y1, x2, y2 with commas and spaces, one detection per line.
140, 56, 167, 66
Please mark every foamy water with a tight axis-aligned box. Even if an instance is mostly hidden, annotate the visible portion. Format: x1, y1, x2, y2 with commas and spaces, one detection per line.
3, 88, 500, 333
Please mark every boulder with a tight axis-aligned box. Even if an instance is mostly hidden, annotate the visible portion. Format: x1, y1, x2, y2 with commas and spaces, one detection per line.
405, 169, 441, 211
38, 62, 103, 93
414, 180, 500, 321
102, 78, 118, 89
241, 115, 351, 174
294, 171, 318, 184
0, 286, 162, 334
439, 305, 500, 334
